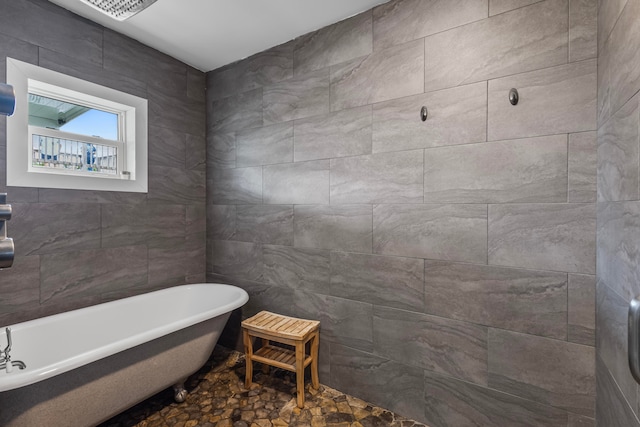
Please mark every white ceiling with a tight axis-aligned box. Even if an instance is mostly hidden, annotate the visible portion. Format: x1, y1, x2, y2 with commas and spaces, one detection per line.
47, 0, 390, 72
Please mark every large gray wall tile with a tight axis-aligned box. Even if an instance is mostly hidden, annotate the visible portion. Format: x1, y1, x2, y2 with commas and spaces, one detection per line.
10, 203, 101, 256
373, 204, 487, 263
488, 204, 596, 274
424, 261, 567, 339
318, 339, 331, 381
208, 205, 236, 240
263, 68, 330, 125
185, 204, 206, 278
40, 246, 148, 303
102, 204, 185, 249
424, 135, 568, 203
597, 201, 640, 301
294, 11, 373, 75
0, 0, 102, 66
330, 252, 424, 311
424, 0, 568, 92
294, 105, 372, 162
209, 167, 262, 205
207, 132, 236, 170
373, 0, 487, 50
185, 133, 206, 171
0, 256, 40, 316
38, 47, 147, 99
294, 205, 372, 253
424, 370, 569, 427
2, 187, 38, 204
104, 29, 186, 96
263, 245, 330, 294
596, 355, 640, 427
148, 126, 186, 169
296, 291, 373, 352
597, 0, 627, 51
148, 87, 204, 137
489, 0, 543, 16
36, 189, 145, 205
596, 281, 636, 402
187, 68, 205, 102
372, 83, 487, 153
207, 42, 293, 101
0, 32, 38, 80
597, 39, 612, 127
488, 329, 595, 416
374, 305, 488, 385
235, 205, 293, 246
209, 88, 263, 133
569, 0, 597, 62
148, 166, 205, 205
569, 132, 597, 202
330, 39, 424, 111
148, 246, 188, 288
608, 0, 640, 114
230, 279, 296, 320
569, 274, 595, 346
210, 240, 263, 282
330, 344, 425, 422
263, 160, 330, 204
236, 122, 293, 167
568, 414, 595, 427
597, 92, 639, 202
330, 150, 423, 204
488, 60, 597, 141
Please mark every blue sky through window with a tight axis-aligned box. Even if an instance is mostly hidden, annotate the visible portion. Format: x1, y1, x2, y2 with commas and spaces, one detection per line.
60, 109, 118, 141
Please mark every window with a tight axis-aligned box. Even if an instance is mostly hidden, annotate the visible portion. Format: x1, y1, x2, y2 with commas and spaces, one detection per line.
6, 58, 148, 193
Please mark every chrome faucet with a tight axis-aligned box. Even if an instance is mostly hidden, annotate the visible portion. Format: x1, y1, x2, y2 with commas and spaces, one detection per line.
0, 328, 26, 372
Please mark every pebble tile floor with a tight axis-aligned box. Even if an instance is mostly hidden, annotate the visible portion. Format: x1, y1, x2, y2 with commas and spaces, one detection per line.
101, 346, 428, 427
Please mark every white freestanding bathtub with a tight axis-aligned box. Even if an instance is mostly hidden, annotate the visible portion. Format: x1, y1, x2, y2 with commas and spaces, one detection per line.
0, 283, 248, 427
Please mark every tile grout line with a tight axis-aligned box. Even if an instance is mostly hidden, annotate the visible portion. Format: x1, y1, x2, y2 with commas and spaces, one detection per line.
485, 79, 489, 142
567, 134, 570, 202
566, 272, 570, 342
486, 204, 489, 265
567, 0, 571, 63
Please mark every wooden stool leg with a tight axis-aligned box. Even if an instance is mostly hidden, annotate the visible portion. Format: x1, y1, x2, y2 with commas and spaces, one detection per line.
243, 329, 253, 389
310, 332, 319, 389
261, 338, 270, 374
295, 341, 305, 408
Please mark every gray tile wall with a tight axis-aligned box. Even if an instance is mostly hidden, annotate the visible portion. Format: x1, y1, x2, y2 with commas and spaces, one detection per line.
596, 0, 640, 425
205, 0, 597, 425
0, 0, 206, 325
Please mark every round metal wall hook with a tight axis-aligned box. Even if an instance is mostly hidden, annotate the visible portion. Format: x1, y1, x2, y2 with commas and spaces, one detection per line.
509, 88, 519, 105
420, 106, 428, 121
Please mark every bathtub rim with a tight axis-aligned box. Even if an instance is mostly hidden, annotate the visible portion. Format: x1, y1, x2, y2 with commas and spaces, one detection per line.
0, 283, 248, 392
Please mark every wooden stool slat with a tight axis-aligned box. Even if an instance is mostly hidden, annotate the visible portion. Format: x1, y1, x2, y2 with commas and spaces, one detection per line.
277, 318, 297, 331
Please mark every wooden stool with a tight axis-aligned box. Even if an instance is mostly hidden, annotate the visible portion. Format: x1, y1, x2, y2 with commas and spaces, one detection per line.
242, 311, 320, 408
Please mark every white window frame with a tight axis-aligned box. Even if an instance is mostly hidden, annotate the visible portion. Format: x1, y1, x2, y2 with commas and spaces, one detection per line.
6, 58, 148, 193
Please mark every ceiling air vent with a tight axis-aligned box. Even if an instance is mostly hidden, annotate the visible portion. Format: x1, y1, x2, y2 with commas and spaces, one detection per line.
80, 0, 158, 21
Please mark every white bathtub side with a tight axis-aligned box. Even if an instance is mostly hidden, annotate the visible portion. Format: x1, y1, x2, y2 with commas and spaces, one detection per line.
0, 314, 231, 427
0, 283, 248, 392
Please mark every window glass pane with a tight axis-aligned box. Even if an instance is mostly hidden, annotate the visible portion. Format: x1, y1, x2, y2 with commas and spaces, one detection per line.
31, 134, 117, 176
28, 94, 118, 140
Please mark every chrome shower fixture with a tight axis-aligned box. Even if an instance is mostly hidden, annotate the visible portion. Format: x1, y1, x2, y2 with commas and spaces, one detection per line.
80, 0, 158, 21
0, 194, 14, 269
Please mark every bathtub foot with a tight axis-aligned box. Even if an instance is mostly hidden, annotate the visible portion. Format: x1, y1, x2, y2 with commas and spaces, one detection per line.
172, 382, 188, 403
